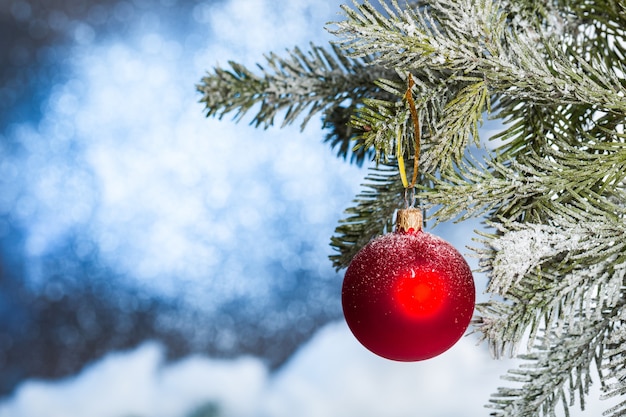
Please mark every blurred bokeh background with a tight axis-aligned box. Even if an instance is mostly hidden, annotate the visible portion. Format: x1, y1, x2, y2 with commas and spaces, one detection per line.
0, 1, 608, 416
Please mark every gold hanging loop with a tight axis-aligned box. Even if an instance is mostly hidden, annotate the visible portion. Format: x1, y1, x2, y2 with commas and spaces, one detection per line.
397, 73, 421, 206
404, 73, 421, 190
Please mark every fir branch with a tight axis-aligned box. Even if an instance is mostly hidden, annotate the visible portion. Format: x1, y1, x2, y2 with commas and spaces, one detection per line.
347, 70, 485, 171
601, 311, 626, 416
424, 142, 626, 224
328, 0, 497, 170
482, 220, 626, 296
472, 210, 626, 355
332, 0, 626, 111
197, 43, 395, 131
557, 0, 626, 69
473, 220, 626, 417
491, 92, 626, 164
474, 254, 625, 359
350, 94, 411, 163
329, 162, 405, 269
199, 2, 626, 414
322, 104, 375, 166
487, 315, 613, 417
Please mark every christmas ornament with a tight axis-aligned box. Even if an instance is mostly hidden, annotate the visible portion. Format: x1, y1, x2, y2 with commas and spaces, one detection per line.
341, 74, 475, 361
342, 208, 475, 361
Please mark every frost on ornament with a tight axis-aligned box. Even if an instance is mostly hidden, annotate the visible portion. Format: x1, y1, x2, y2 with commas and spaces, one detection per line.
342, 208, 475, 361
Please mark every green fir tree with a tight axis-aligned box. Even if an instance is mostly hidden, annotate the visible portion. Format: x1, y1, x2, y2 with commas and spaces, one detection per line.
197, 0, 626, 415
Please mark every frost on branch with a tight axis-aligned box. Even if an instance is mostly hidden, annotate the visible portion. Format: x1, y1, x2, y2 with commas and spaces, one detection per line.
474, 215, 626, 345
197, 43, 397, 165
485, 221, 619, 295
474, 216, 626, 416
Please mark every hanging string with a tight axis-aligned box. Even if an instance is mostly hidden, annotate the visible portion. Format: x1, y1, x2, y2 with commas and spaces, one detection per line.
397, 125, 409, 189
404, 74, 421, 190
397, 73, 421, 208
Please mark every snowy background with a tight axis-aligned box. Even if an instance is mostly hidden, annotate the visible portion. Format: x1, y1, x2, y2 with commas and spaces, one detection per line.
0, 0, 611, 416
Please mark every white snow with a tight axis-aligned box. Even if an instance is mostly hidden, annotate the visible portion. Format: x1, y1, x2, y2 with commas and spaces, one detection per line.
0, 320, 615, 417
0, 321, 515, 417
0, 342, 267, 417
488, 222, 601, 294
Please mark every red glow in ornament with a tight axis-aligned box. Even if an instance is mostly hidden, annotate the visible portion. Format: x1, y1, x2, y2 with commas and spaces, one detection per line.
342, 208, 475, 361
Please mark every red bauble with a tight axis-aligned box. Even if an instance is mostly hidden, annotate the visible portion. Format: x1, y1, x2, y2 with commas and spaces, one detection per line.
342, 208, 475, 361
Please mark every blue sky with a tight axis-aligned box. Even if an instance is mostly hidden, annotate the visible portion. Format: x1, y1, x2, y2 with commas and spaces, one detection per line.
0, 0, 614, 415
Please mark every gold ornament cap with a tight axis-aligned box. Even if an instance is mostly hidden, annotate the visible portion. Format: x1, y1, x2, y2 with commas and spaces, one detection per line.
396, 208, 423, 233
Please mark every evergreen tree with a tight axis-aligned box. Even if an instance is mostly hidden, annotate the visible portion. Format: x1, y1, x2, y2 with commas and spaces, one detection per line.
197, 0, 626, 415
